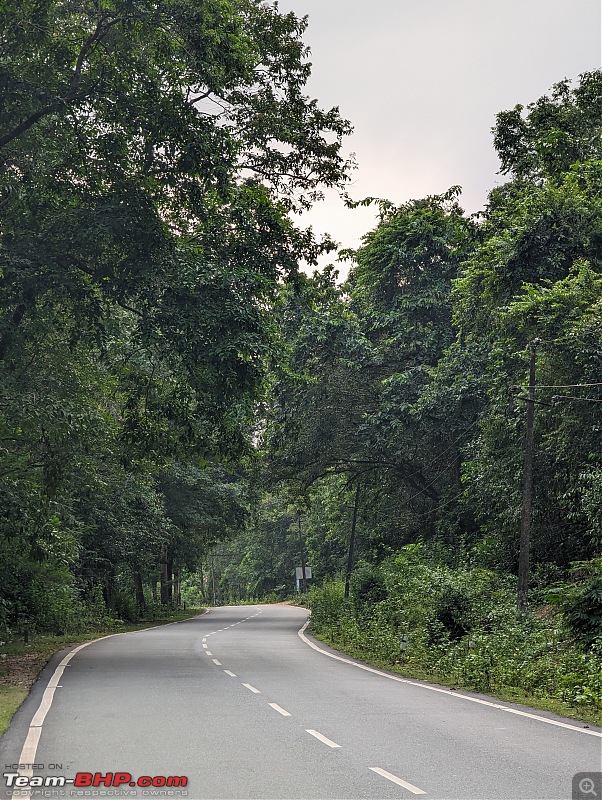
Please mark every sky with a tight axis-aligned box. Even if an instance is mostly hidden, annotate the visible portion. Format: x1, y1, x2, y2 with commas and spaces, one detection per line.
281, 0, 602, 274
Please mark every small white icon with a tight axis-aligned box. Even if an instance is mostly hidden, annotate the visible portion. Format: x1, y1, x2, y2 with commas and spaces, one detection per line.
579, 777, 598, 797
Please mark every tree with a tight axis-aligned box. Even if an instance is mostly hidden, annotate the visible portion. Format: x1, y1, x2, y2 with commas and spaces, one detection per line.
265, 268, 375, 488
0, 0, 351, 403
493, 70, 602, 182
447, 73, 602, 579
343, 191, 478, 548
0, 0, 352, 632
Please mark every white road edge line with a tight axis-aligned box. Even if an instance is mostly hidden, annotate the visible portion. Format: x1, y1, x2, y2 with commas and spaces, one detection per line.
243, 683, 261, 694
268, 703, 291, 717
298, 621, 601, 738
224, 670, 237, 677
369, 767, 426, 795
306, 729, 341, 748
17, 609, 212, 788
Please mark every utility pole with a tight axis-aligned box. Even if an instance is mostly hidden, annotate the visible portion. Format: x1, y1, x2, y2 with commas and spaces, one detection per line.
344, 483, 361, 599
298, 513, 308, 593
517, 338, 539, 613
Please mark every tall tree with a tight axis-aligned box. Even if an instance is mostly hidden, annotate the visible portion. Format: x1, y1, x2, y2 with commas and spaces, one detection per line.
0, 0, 352, 631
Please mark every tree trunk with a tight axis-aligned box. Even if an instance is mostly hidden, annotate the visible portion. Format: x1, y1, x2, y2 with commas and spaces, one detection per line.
0, 303, 27, 361
199, 558, 206, 603
298, 513, 307, 593
134, 571, 145, 612
167, 556, 174, 604
103, 574, 114, 607
454, 450, 462, 489
173, 566, 180, 606
160, 544, 169, 605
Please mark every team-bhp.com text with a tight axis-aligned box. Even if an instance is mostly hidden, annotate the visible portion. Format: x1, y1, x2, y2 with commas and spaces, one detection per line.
3, 773, 188, 789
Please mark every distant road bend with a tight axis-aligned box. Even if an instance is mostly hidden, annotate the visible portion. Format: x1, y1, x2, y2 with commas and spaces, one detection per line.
1, 604, 600, 800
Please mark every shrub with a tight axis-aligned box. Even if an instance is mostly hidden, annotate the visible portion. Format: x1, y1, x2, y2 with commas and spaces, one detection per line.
307, 547, 602, 711
307, 579, 349, 629
350, 562, 388, 609
562, 566, 602, 647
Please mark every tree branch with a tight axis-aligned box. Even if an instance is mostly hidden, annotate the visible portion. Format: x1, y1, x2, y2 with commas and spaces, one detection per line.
0, 104, 58, 151
0, 14, 120, 152
0, 303, 27, 361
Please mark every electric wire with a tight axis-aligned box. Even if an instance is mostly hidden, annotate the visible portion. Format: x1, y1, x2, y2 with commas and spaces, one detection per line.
511, 382, 602, 389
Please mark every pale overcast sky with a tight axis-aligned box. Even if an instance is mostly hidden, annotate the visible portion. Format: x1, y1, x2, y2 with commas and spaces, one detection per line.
282, 0, 601, 273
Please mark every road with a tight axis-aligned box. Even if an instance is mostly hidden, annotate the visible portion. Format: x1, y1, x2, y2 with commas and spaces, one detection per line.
1, 605, 600, 799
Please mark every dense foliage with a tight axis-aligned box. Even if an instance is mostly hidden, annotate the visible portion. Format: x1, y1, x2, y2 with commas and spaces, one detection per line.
211, 72, 602, 714
257, 71, 602, 589
1, 4, 600, 716
307, 546, 602, 711
0, 0, 350, 634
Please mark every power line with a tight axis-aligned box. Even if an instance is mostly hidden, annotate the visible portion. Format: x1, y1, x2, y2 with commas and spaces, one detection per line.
358, 487, 468, 525
354, 425, 480, 510
402, 451, 464, 506
311, 418, 483, 494
513, 395, 553, 407
409, 489, 467, 520
419, 417, 482, 468
512, 382, 602, 389
551, 394, 602, 404
341, 419, 483, 512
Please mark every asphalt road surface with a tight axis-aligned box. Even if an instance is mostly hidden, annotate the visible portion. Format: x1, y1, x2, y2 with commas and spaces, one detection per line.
1, 605, 600, 800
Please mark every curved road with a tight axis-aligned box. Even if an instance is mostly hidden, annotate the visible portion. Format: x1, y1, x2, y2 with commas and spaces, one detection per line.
1, 605, 600, 799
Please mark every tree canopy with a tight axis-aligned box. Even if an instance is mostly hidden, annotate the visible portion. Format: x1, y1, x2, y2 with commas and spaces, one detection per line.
0, 0, 352, 631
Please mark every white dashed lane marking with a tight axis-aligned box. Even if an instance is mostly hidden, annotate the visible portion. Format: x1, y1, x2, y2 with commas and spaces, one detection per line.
306, 730, 341, 748
268, 703, 291, 717
205, 611, 438, 797
369, 768, 426, 795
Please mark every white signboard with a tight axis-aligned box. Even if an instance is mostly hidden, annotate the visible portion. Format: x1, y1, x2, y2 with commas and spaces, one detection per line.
296, 567, 312, 580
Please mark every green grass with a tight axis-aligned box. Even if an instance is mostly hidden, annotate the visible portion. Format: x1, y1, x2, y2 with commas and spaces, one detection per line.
0, 687, 28, 736
311, 630, 602, 728
0, 609, 203, 737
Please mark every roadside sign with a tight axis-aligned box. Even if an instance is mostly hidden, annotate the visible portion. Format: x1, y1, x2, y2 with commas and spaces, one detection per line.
295, 567, 312, 580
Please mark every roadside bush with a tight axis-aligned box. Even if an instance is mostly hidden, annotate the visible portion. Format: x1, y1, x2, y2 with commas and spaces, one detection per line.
306, 579, 350, 629
561, 561, 602, 646
350, 562, 388, 609
28, 580, 84, 635
307, 545, 602, 712
82, 583, 113, 630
